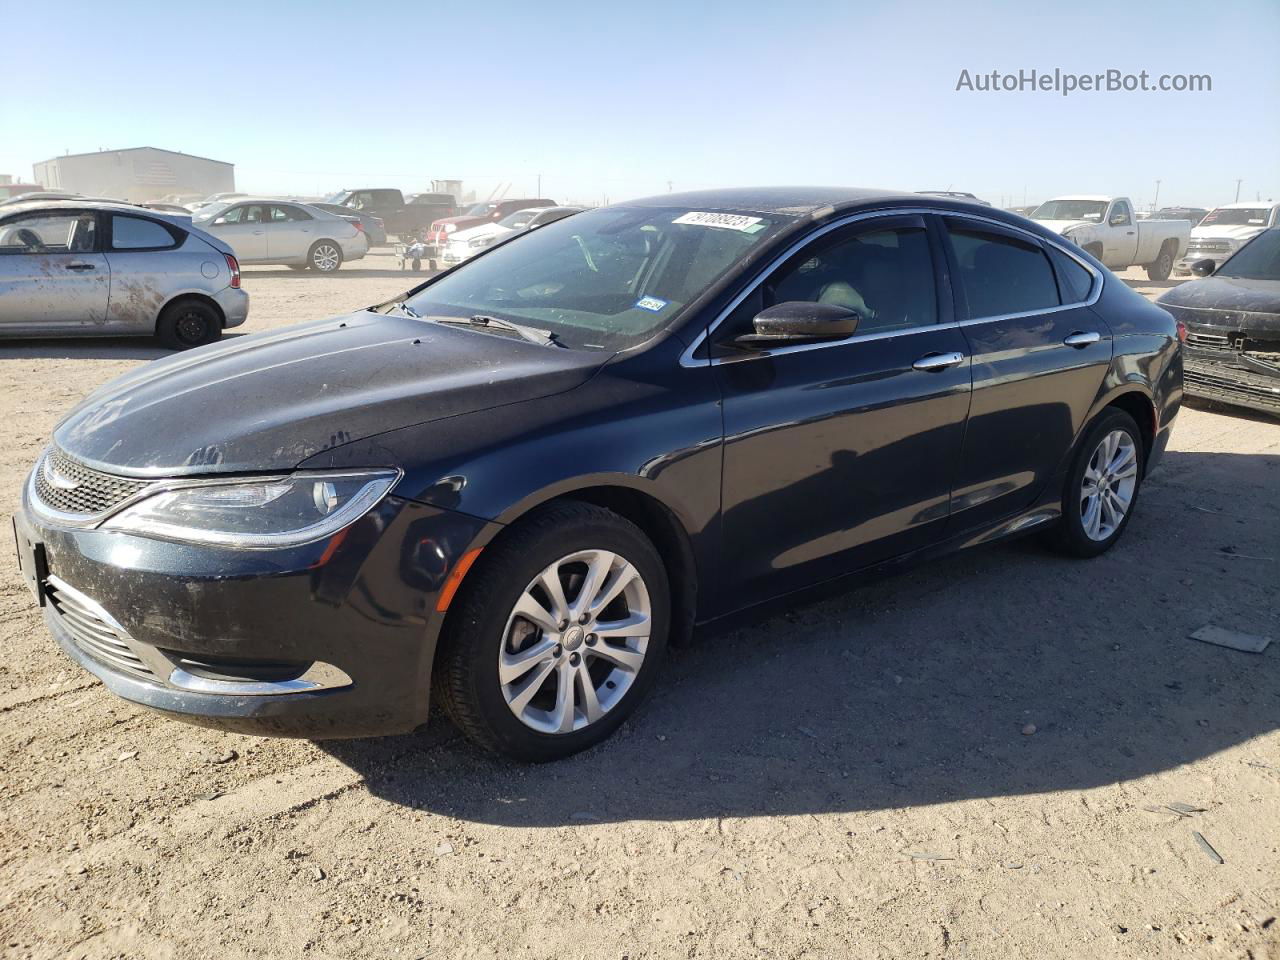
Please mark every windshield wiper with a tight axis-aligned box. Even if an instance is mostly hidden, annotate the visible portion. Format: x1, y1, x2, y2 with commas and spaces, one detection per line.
434, 314, 562, 347
388, 301, 420, 318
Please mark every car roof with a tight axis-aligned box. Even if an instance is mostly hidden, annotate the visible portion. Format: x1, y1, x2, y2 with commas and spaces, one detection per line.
1045, 195, 1112, 202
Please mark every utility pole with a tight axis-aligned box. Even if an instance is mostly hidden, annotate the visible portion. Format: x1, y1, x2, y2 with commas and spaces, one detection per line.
666, 180, 673, 193
1153, 179, 1161, 211
537, 173, 542, 196
1235, 179, 1243, 202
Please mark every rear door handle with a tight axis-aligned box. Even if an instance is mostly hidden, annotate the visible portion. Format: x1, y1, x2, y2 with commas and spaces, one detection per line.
65, 261, 96, 271
912, 351, 965, 372
1063, 331, 1101, 348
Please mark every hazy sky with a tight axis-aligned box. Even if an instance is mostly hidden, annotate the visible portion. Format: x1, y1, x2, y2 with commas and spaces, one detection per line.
3, 0, 1277, 209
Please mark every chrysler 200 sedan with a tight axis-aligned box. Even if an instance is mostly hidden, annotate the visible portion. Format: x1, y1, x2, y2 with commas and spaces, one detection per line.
15, 188, 1182, 761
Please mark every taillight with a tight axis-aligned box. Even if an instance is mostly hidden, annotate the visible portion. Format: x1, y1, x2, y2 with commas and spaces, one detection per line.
224, 253, 241, 289
1176, 320, 1187, 343
352, 221, 364, 233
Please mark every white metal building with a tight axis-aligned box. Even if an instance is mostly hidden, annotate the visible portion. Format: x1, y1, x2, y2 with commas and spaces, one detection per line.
32, 147, 235, 202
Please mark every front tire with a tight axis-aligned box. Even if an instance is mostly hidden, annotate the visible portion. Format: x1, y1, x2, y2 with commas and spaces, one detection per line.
308, 240, 343, 272
1045, 408, 1144, 557
1145, 244, 1175, 281
156, 298, 222, 350
434, 502, 669, 761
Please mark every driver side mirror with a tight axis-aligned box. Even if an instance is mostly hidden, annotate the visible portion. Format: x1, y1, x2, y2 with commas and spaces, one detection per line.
735, 301, 861, 347
1191, 258, 1216, 277
1110, 214, 1128, 226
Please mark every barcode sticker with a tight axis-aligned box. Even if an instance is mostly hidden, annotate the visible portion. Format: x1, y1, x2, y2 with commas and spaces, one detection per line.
672, 211, 764, 231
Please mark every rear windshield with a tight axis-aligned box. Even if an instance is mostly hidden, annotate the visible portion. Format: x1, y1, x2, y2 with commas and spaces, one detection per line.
403, 205, 793, 351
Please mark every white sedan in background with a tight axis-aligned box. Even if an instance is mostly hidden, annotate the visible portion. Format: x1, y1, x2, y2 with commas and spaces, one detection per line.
440, 206, 583, 265
194, 199, 367, 272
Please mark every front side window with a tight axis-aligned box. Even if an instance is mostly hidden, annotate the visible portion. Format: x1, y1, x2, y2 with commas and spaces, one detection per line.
216, 205, 264, 225
403, 205, 792, 350
0, 213, 97, 254
111, 215, 177, 249
759, 224, 939, 335
947, 225, 1060, 318
1109, 201, 1132, 226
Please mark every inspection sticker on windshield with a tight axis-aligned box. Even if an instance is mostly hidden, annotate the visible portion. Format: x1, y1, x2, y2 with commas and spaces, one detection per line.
634, 296, 669, 312
673, 211, 764, 232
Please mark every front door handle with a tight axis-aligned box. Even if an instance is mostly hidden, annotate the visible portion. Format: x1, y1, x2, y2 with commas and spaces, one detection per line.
252, 230, 265, 235
65, 261, 96, 271
1063, 331, 1101, 348
912, 351, 965, 372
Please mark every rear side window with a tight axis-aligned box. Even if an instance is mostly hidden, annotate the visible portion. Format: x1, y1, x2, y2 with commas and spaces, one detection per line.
1048, 246, 1095, 303
947, 225, 1060, 318
111, 215, 177, 250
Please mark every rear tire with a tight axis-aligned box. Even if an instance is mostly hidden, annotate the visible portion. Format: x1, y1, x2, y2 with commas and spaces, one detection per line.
1044, 408, 1144, 558
156, 298, 222, 350
1145, 243, 1175, 281
307, 241, 343, 272
434, 502, 669, 761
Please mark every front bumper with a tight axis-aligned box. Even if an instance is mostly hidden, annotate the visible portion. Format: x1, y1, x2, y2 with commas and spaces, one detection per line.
16, 489, 495, 738
1184, 353, 1280, 415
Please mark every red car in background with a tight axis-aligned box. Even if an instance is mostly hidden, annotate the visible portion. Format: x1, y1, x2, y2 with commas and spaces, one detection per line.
425, 198, 556, 254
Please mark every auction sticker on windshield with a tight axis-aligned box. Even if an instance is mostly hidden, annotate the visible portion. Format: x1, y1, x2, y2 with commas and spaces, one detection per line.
673, 211, 764, 231
634, 296, 668, 312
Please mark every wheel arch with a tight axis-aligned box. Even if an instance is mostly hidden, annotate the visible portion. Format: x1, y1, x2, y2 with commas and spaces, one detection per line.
1089, 384, 1157, 465
156, 291, 227, 332
476, 477, 700, 648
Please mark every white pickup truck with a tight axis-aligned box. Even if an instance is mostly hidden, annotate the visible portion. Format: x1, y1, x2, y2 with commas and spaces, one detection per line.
1029, 195, 1190, 280
1175, 201, 1280, 276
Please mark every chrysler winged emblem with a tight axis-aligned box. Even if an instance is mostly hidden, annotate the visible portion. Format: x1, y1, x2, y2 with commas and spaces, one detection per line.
43, 457, 80, 491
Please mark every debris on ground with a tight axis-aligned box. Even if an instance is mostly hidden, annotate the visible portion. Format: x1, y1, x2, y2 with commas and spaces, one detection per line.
1190, 625, 1272, 654
1021, 724, 1037, 736
1192, 831, 1224, 864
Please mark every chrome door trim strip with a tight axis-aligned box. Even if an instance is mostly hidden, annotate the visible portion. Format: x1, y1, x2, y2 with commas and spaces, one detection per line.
678, 206, 1104, 368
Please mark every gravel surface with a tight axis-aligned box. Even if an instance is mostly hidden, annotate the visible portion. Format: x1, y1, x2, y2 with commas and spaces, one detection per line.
1, 254, 1277, 959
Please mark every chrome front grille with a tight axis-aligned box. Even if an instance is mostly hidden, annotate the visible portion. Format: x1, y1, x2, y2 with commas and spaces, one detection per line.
46, 577, 155, 680
1185, 331, 1235, 360
1187, 240, 1232, 256
32, 447, 152, 517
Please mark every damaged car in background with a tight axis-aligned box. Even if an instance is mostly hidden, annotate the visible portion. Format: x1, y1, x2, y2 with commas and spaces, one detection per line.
1030, 195, 1190, 280
0, 199, 246, 348
1174, 201, 1280, 277
1159, 228, 1280, 416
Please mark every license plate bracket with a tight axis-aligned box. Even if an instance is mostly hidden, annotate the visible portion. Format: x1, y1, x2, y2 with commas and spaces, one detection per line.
12, 517, 48, 607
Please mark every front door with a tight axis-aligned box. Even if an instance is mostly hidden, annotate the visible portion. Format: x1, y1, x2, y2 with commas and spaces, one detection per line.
0, 210, 110, 332
940, 217, 1113, 532
207, 203, 268, 261
714, 214, 973, 603
1103, 199, 1137, 268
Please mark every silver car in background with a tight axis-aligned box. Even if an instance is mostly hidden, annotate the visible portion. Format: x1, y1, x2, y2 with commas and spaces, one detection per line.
0, 200, 248, 349
193, 199, 368, 272
440, 205, 584, 265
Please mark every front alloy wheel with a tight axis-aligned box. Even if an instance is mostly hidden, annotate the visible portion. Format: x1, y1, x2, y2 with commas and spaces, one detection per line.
500, 549, 651, 734
434, 501, 669, 761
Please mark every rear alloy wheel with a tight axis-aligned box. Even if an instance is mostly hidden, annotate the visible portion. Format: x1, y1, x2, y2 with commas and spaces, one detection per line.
1146, 245, 1175, 281
435, 502, 669, 761
156, 299, 222, 350
1045, 408, 1144, 557
308, 241, 343, 272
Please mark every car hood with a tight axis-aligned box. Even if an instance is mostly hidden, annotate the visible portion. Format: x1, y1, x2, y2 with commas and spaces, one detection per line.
1189, 224, 1267, 243
450, 223, 512, 243
1033, 219, 1098, 234
53, 311, 605, 477
435, 216, 486, 232
1157, 276, 1280, 329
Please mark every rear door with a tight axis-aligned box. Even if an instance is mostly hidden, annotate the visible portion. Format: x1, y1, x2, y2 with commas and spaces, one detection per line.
714, 214, 973, 601
0, 210, 110, 331
941, 217, 1112, 532
207, 204, 267, 261
266, 204, 315, 260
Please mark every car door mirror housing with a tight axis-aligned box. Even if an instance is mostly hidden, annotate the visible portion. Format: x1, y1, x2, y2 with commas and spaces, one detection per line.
1109, 214, 1127, 226
735, 301, 861, 347
1191, 258, 1216, 277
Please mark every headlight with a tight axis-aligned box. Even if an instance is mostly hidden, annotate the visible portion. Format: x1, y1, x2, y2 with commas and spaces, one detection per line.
443, 223, 456, 233
101, 470, 398, 548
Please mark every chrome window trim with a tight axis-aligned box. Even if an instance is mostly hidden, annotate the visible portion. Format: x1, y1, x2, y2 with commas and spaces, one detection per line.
678, 206, 1104, 368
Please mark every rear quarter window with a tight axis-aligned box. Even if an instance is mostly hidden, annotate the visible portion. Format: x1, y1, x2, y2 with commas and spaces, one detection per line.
111, 215, 179, 250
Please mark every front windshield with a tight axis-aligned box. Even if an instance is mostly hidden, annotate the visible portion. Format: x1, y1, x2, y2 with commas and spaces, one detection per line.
1031, 200, 1107, 222
403, 204, 792, 350
498, 210, 538, 229
324, 192, 350, 205
1215, 230, 1280, 280
1200, 207, 1269, 228
193, 201, 231, 222
465, 203, 496, 217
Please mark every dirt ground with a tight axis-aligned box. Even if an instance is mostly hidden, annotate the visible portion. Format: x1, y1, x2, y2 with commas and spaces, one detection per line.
1, 252, 1277, 960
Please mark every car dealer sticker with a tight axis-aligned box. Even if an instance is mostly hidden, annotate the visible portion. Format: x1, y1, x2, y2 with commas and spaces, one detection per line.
673, 211, 764, 232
